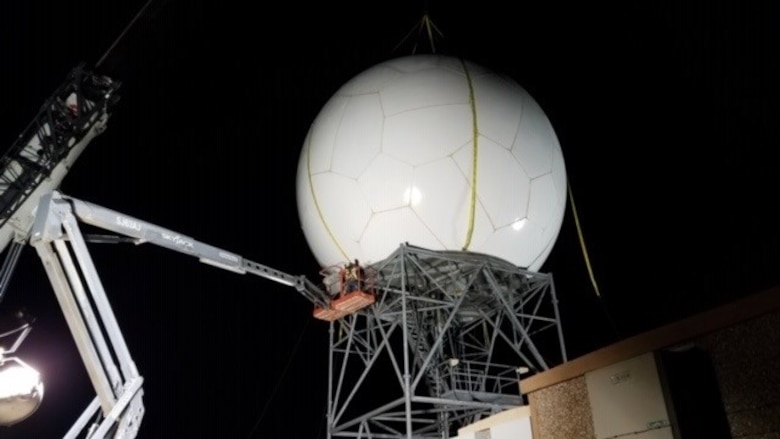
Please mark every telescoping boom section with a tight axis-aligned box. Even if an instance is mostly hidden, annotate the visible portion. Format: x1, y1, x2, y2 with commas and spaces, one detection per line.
31, 191, 330, 303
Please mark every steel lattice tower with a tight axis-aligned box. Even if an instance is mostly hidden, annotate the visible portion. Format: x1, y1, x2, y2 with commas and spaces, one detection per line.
323, 244, 567, 438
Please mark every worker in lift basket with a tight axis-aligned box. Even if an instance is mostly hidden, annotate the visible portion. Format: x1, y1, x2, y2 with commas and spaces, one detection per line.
342, 260, 364, 295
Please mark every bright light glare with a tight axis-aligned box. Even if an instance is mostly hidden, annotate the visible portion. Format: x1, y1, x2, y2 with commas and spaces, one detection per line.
0, 365, 40, 398
403, 186, 423, 206
0, 359, 44, 426
511, 218, 528, 231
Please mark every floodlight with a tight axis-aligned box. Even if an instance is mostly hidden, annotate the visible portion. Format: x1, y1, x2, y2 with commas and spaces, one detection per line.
0, 313, 43, 426
0, 354, 43, 426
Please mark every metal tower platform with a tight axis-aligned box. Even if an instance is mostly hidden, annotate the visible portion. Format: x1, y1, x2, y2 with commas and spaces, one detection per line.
324, 243, 567, 438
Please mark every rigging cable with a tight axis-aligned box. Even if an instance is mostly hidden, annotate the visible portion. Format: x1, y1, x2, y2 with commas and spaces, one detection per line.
568, 181, 621, 338
461, 58, 479, 251
95, 0, 155, 69
246, 315, 313, 438
568, 182, 601, 298
393, 12, 444, 54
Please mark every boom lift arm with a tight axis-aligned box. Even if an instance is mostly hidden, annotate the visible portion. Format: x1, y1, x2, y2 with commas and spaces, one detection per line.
28, 190, 331, 438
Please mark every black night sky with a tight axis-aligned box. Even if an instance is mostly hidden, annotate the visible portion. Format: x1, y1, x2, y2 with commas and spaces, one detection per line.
0, 1, 778, 437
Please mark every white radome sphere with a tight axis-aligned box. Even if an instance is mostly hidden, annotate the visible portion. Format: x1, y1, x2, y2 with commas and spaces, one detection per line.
296, 54, 567, 271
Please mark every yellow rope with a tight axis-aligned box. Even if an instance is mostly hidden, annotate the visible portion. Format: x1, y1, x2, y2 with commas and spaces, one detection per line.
461, 59, 478, 250
307, 138, 349, 261
567, 182, 602, 297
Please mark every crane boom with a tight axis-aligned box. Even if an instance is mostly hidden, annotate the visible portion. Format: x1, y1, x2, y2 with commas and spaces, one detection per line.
0, 64, 119, 253
0, 65, 120, 303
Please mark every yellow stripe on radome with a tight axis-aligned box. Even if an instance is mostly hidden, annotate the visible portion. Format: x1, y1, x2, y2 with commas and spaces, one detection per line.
461, 58, 478, 251
307, 140, 350, 261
